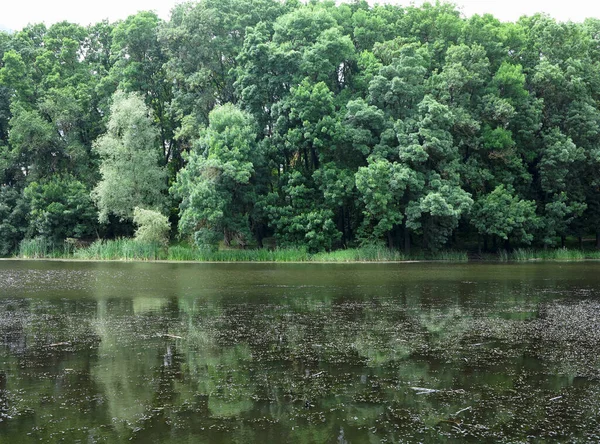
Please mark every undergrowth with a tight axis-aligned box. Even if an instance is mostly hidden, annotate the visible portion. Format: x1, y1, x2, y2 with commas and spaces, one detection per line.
16, 239, 600, 262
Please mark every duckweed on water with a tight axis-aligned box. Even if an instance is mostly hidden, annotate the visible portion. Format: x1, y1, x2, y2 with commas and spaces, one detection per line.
1, 261, 600, 442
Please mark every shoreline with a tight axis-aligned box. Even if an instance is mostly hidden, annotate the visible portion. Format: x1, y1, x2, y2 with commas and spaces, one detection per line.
2, 257, 599, 264
0, 257, 439, 264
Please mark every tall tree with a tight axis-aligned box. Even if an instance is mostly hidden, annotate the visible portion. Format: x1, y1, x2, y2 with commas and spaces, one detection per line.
172, 104, 262, 248
92, 91, 167, 223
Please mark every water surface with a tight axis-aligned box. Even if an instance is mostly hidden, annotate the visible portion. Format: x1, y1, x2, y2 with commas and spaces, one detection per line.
1, 261, 600, 442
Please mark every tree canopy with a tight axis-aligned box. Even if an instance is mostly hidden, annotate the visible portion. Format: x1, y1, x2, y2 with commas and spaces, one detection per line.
2, 1, 600, 254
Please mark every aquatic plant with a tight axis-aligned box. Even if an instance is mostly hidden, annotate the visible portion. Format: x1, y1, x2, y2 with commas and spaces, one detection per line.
73, 239, 166, 261
19, 239, 477, 263
18, 238, 73, 258
509, 248, 593, 261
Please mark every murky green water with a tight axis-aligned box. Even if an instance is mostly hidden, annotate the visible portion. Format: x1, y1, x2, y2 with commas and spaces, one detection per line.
1, 261, 600, 442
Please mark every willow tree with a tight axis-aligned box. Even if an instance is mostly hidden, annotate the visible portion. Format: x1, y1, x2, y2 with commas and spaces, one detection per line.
92, 91, 166, 223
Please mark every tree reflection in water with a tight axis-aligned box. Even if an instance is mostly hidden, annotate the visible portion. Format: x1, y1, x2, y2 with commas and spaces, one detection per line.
1, 262, 600, 442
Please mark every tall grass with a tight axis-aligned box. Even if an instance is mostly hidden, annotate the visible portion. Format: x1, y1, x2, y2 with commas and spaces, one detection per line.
507, 248, 599, 261
73, 239, 166, 261
27, 238, 600, 262
166, 245, 199, 261
19, 238, 74, 258
168, 244, 461, 262
167, 246, 309, 262
311, 245, 406, 262
17, 238, 475, 262
166, 244, 407, 262
498, 249, 510, 262
432, 250, 469, 262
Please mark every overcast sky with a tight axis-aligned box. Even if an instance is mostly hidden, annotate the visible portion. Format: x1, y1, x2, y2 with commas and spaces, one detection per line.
2, 0, 600, 32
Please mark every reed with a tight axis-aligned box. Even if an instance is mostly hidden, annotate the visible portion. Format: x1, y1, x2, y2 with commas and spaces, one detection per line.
28, 238, 600, 263
73, 239, 166, 261
431, 250, 469, 262
167, 245, 199, 261
508, 248, 597, 261
19, 238, 73, 258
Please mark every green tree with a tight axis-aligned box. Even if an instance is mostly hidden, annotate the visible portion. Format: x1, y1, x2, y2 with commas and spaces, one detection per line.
264, 171, 341, 252
8, 105, 61, 180
0, 186, 28, 255
471, 184, 538, 250
107, 12, 176, 165
133, 207, 171, 246
24, 176, 97, 242
92, 91, 167, 223
355, 158, 416, 248
172, 104, 261, 248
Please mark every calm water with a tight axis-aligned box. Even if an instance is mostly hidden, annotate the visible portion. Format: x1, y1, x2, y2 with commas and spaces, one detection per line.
1, 260, 600, 443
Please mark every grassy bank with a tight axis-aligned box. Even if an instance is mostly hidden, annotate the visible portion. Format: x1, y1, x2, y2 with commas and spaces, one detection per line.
18, 238, 600, 263
501, 248, 600, 261
17, 238, 469, 262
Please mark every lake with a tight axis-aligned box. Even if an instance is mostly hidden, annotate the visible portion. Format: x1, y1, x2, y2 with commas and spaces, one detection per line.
1, 260, 600, 442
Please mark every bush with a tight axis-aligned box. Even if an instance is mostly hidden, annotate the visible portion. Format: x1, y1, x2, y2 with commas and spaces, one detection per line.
133, 207, 170, 246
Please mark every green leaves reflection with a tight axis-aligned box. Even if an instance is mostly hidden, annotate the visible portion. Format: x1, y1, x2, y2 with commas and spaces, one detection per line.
1, 266, 600, 442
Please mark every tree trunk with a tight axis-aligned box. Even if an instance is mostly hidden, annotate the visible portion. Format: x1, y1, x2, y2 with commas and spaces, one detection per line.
387, 231, 394, 249
340, 207, 347, 247
579, 236, 583, 249
403, 223, 411, 255
478, 234, 482, 255
310, 146, 319, 171
255, 223, 264, 249
561, 236, 566, 248
303, 147, 309, 171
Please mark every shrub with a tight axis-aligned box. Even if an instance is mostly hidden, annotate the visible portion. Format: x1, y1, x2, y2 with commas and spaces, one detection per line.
133, 207, 170, 246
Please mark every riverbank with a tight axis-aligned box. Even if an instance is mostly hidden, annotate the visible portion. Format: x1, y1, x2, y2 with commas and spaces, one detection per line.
12, 238, 600, 263
16, 238, 466, 262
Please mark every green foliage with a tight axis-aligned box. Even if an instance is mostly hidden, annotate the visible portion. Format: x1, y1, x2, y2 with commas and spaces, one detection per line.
3, 2, 600, 255
355, 158, 413, 241
0, 186, 28, 256
8, 106, 60, 180
92, 90, 167, 223
264, 171, 341, 252
172, 104, 260, 248
471, 185, 538, 244
24, 176, 96, 242
133, 207, 170, 246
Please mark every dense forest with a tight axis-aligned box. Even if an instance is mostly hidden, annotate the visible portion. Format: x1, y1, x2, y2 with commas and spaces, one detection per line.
2, 0, 600, 255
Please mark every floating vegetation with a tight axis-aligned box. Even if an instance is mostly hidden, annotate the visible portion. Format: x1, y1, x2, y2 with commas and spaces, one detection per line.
1, 262, 600, 442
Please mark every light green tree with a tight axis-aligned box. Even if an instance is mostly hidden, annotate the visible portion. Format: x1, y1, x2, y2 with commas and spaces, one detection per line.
92, 90, 166, 223
133, 207, 170, 246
